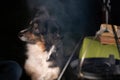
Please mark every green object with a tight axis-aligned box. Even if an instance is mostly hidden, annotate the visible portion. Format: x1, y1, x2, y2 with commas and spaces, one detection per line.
79, 37, 120, 59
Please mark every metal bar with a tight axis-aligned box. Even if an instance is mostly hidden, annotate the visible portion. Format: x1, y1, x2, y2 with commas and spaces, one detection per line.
57, 36, 83, 80
111, 25, 120, 57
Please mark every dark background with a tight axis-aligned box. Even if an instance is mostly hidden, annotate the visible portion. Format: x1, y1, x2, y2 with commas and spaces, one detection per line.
0, 0, 27, 60
0, 0, 30, 79
0, 0, 120, 80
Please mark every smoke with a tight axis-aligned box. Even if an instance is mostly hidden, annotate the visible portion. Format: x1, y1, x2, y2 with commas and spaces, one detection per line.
26, 0, 101, 56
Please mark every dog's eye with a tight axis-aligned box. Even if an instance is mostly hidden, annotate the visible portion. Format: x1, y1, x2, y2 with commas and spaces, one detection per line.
33, 23, 40, 33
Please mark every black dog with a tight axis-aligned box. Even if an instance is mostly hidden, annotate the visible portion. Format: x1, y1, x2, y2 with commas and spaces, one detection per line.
19, 6, 65, 80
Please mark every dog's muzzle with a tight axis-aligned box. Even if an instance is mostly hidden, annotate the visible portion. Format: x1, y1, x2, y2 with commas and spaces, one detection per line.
18, 29, 28, 42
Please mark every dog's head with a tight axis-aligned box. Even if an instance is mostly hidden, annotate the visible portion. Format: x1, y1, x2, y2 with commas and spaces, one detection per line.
18, 7, 62, 51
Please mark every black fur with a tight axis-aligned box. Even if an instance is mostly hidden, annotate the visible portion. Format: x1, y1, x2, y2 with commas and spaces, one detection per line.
19, 5, 66, 72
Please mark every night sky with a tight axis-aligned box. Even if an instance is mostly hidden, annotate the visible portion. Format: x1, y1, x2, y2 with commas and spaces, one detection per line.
0, 0, 120, 79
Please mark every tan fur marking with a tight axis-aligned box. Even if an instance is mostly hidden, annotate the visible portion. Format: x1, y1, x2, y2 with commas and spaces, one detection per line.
36, 41, 46, 52
36, 35, 46, 52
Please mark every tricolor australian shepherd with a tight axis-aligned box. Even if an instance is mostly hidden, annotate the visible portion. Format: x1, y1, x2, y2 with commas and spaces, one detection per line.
19, 6, 65, 80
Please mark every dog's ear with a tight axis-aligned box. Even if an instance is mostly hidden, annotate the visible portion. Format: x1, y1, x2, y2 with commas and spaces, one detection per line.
55, 23, 64, 39
35, 6, 50, 22
46, 18, 60, 33
55, 22, 64, 39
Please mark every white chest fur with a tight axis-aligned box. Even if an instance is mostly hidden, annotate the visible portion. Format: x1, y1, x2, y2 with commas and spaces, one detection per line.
24, 44, 60, 80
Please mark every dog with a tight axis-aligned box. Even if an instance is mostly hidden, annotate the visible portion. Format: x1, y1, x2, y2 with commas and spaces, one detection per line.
18, 6, 65, 80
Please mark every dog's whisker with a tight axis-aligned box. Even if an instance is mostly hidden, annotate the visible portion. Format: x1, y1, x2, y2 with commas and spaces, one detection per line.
47, 45, 56, 60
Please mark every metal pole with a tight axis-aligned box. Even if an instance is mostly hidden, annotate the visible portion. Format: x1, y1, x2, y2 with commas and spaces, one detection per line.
104, 0, 120, 57
57, 36, 83, 80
